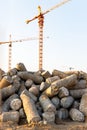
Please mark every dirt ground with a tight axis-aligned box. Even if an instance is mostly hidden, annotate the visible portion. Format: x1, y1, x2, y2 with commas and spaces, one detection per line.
0, 120, 87, 130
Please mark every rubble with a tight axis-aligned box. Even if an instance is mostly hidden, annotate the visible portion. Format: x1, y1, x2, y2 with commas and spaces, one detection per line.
0, 89, 2, 114
0, 62, 87, 125
0, 75, 13, 89
0, 111, 20, 123
43, 74, 77, 97
10, 98, 22, 111
39, 94, 56, 112
20, 90, 41, 123
69, 108, 84, 122
79, 93, 87, 116
56, 108, 69, 120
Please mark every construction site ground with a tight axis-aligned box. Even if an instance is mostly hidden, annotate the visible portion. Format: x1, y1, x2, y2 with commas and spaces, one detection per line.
0, 119, 87, 130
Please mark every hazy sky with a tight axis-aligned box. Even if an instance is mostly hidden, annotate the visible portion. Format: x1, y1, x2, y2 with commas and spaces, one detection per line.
0, 0, 87, 72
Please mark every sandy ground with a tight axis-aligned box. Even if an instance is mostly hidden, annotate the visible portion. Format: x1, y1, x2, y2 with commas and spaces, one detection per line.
0, 120, 87, 130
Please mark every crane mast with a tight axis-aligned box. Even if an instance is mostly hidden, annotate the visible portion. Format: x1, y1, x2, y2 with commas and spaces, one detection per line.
26, 0, 71, 70
8, 35, 12, 70
0, 36, 47, 70
38, 6, 44, 70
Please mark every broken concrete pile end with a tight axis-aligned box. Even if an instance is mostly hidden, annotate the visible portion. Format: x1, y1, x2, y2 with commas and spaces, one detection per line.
0, 63, 87, 126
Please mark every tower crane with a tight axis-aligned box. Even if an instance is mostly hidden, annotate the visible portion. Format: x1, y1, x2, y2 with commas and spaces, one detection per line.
26, 0, 71, 70
0, 35, 45, 70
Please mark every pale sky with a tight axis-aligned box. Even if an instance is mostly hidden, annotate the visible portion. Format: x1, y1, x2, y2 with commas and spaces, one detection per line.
0, 0, 87, 72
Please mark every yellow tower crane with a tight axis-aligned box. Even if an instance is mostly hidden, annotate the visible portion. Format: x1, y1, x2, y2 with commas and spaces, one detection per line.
0, 35, 44, 70
25, 0, 71, 70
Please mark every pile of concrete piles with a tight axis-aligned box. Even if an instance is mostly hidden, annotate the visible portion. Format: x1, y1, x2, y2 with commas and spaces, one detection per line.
0, 63, 87, 125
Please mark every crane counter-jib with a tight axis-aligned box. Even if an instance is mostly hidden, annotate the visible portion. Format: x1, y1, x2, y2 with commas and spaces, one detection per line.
25, 0, 71, 24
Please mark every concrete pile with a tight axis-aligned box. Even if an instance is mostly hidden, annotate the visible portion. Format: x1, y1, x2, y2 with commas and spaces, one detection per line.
0, 63, 87, 125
